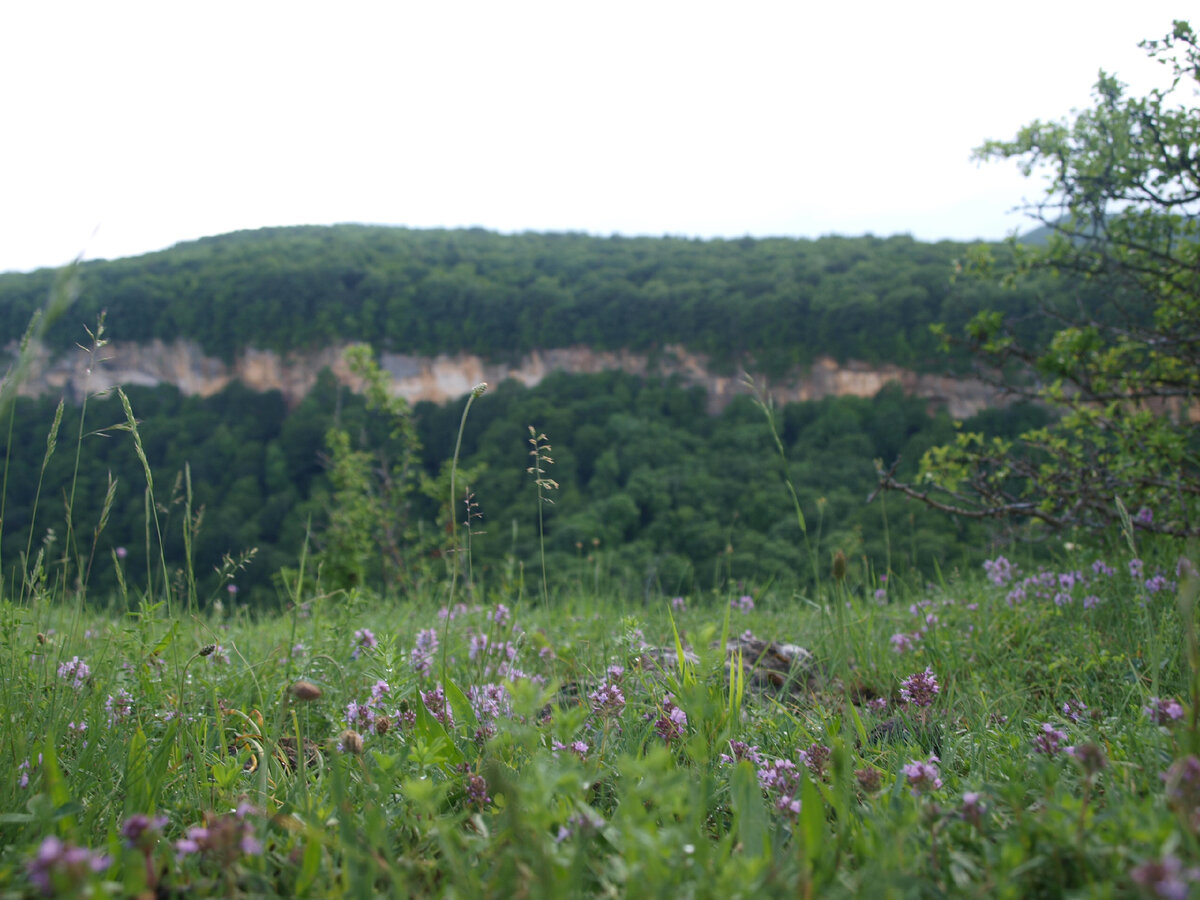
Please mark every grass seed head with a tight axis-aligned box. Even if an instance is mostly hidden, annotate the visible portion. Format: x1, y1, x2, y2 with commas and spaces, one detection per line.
290, 680, 322, 702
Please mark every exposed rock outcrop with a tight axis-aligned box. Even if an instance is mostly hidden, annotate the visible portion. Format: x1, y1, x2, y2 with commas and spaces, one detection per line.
9, 340, 1002, 418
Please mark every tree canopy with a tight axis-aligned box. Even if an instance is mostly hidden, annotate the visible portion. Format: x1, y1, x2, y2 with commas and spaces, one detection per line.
879, 20, 1200, 538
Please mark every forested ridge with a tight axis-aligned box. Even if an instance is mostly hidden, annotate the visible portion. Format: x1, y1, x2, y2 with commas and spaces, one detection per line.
0, 224, 1066, 374
0, 225, 1069, 603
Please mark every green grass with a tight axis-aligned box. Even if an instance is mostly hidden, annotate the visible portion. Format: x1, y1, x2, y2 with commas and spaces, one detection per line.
0, 543, 1197, 897
1, 325, 1198, 897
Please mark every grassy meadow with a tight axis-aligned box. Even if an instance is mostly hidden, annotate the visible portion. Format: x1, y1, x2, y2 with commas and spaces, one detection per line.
0, 380, 1198, 900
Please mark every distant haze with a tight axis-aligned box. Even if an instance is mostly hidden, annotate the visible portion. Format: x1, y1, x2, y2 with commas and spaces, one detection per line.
0, 1, 1184, 273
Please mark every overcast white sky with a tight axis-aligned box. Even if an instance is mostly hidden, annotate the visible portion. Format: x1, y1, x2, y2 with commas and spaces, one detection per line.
0, 2, 1187, 273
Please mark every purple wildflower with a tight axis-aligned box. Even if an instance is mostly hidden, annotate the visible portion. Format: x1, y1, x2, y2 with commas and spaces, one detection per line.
983, 556, 1017, 586
1145, 697, 1185, 725
106, 690, 134, 726
671, 596, 687, 612
121, 814, 168, 849
1134, 506, 1154, 527
1033, 722, 1067, 755
899, 667, 940, 708
465, 774, 491, 807
1129, 855, 1200, 900
491, 604, 511, 627
720, 740, 765, 766
890, 632, 917, 653
57, 656, 90, 690
902, 756, 943, 795
421, 685, 455, 728
654, 694, 688, 743
798, 743, 832, 779
1129, 558, 1145, 579
960, 791, 985, 827
1145, 574, 1171, 595
588, 682, 626, 718
351, 628, 377, 659
732, 594, 755, 613
1092, 559, 1115, 577
1061, 700, 1088, 723
410, 628, 439, 677
26, 836, 110, 896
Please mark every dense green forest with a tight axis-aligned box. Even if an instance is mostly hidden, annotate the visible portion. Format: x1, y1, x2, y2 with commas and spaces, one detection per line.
0, 225, 1080, 374
0, 367, 1047, 605
0, 225, 1077, 604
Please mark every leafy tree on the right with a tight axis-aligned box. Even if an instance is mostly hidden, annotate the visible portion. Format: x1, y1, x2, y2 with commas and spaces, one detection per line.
877, 20, 1200, 537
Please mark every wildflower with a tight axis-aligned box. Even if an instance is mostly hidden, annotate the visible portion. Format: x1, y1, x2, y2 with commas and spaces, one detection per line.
66, 721, 87, 743
1083, 595, 1101, 609
756, 758, 802, 817
1129, 855, 1200, 900
899, 667, 940, 708
116, 546, 128, 559
867, 697, 887, 712
1061, 699, 1088, 723
175, 805, 261, 862
289, 680, 321, 702
337, 729, 364, 755
983, 556, 1017, 586
1092, 559, 1115, 577
555, 809, 605, 842
671, 596, 686, 612
654, 694, 688, 743
855, 767, 882, 792
18, 758, 33, 789
798, 743, 831, 779
370, 680, 390, 703
351, 628, 377, 660
1134, 506, 1154, 527
207, 645, 231, 665
874, 587, 887, 603
890, 632, 917, 653
1129, 558, 1145, 579
902, 756, 943, 795
960, 791, 985, 827
1163, 756, 1200, 830
732, 594, 755, 613
121, 813, 168, 850
421, 685, 455, 728
57, 656, 90, 690
227, 583, 238, 595
1033, 722, 1067, 755
1145, 697, 1186, 725
468, 632, 489, 661
410, 628, 439, 677
465, 774, 491, 807
1066, 742, 1107, 777
1145, 574, 1171, 595
588, 682, 626, 718
26, 836, 110, 896
720, 741, 765, 766
106, 689, 134, 725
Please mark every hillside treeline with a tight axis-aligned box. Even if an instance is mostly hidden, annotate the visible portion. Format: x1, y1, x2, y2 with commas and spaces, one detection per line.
0, 225, 1065, 374
0, 370, 1047, 603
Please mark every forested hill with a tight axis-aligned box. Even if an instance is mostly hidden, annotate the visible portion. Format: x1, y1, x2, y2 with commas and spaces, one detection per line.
0, 225, 1041, 374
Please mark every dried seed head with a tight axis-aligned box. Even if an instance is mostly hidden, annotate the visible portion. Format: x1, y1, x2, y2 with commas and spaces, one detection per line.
289, 680, 322, 702
374, 715, 390, 736
199, 644, 216, 657
831, 550, 847, 582
338, 729, 364, 755
471, 382, 488, 398
35, 632, 47, 645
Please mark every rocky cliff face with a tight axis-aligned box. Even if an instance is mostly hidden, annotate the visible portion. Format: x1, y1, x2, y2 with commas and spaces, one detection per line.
12, 341, 1001, 419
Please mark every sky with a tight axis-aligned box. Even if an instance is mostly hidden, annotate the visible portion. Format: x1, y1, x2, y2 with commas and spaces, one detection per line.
0, 1, 1188, 273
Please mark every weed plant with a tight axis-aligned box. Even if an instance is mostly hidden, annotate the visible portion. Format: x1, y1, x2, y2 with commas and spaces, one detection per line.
1, 336, 1199, 898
